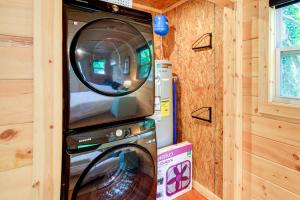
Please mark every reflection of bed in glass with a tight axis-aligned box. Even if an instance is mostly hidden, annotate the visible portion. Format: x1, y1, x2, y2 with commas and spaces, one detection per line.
69, 85, 138, 123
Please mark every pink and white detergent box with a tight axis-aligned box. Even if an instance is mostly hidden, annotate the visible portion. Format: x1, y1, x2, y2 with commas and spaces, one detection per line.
156, 142, 192, 200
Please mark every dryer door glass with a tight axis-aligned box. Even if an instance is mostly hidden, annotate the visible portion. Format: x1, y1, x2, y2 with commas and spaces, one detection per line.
72, 145, 156, 200
70, 18, 152, 96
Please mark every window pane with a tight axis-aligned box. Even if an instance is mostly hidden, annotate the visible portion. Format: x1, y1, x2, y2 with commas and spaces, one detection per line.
138, 64, 151, 79
280, 51, 300, 98
277, 2, 300, 47
92, 60, 105, 75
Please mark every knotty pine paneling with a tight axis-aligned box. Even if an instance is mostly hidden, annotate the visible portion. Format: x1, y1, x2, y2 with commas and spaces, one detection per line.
0, 123, 33, 171
0, 0, 34, 199
243, 171, 300, 200
162, 0, 223, 197
242, 0, 300, 198
243, 132, 300, 172
134, 0, 180, 10
244, 151, 300, 195
243, 114, 300, 147
0, 35, 33, 80
0, 165, 33, 199
0, 0, 33, 37
0, 80, 33, 125
243, 57, 258, 77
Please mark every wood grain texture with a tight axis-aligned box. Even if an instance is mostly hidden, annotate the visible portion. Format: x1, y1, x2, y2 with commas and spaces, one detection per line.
0, 123, 33, 171
214, 5, 224, 197
243, 114, 300, 147
243, 171, 300, 200
242, 1, 300, 193
134, 0, 234, 11
176, 189, 207, 200
0, 80, 33, 125
162, 0, 223, 197
0, 165, 33, 199
243, 57, 258, 77
193, 181, 222, 200
33, 0, 63, 199
222, 7, 235, 200
0, 0, 33, 37
243, 151, 300, 196
0, 34, 33, 81
243, 132, 300, 172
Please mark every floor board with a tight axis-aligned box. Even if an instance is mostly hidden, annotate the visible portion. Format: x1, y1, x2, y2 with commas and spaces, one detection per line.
175, 189, 207, 200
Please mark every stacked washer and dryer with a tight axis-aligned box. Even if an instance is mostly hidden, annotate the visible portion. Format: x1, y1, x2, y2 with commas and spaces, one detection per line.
61, 0, 157, 199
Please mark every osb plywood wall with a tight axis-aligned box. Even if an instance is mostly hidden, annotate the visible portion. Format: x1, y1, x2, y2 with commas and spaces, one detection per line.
242, 0, 300, 199
0, 0, 33, 199
162, 0, 224, 197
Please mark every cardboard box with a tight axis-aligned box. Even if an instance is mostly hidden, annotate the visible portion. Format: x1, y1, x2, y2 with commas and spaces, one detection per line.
157, 142, 192, 199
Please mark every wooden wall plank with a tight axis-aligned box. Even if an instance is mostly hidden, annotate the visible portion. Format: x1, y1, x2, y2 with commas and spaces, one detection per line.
243, 114, 300, 147
243, 151, 300, 196
243, 171, 300, 200
243, 57, 258, 77
214, 5, 224, 197
243, 96, 258, 115
0, 45, 33, 80
243, 18, 258, 40
243, 0, 258, 22
134, 0, 234, 11
223, 7, 235, 200
33, 0, 62, 199
0, 0, 33, 37
243, 38, 259, 58
0, 80, 33, 125
242, 0, 300, 199
243, 132, 300, 172
0, 165, 33, 199
0, 123, 33, 171
243, 76, 258, 96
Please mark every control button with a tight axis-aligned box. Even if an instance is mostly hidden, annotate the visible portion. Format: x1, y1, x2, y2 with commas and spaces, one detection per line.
116, 129, 123, 137
112, 4, 119, 12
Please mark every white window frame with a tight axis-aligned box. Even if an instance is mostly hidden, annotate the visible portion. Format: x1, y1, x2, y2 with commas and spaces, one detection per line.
258, 3, 300, 122
273, 6, 300, 105
275, 47, 300, 104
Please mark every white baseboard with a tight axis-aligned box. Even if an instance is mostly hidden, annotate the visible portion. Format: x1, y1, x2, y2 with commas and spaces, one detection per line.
193, 181, 222, 200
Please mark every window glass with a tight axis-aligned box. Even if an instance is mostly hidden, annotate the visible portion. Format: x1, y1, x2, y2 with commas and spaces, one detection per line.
137, 45, 151, 79
280, 51, 300, 98
277, 2, 300, 47
93, 60, 105, 74
276, 3, 300, 99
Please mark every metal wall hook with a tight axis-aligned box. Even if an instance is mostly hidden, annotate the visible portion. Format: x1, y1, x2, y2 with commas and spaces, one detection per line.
191, 107, 212, 123
192, 33, 212, 51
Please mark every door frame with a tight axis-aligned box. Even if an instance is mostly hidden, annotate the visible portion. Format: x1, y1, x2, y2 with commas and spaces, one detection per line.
32, 0, 243, 200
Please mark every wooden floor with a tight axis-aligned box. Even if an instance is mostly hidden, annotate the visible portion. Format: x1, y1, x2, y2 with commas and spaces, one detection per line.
175, 189, 207, 200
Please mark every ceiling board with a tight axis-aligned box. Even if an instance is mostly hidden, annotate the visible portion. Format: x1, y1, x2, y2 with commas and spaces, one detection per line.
133, 0, 234, 12
133, 0, 179, 11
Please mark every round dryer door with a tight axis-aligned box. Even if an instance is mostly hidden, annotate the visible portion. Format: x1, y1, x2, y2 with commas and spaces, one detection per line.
70, 18, 152, 96
71, 144, 156, 200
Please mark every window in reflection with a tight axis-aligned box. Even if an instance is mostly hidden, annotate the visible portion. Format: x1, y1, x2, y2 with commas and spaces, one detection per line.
137, 44, 152, 79
92, 59, 106, 75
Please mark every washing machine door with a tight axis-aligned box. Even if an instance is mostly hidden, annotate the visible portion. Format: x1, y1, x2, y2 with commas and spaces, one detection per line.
70, 18, 152, 97
71, 144, 156, 200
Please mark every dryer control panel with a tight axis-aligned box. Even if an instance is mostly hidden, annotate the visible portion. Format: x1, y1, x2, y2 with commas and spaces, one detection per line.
65, 118, 155, 154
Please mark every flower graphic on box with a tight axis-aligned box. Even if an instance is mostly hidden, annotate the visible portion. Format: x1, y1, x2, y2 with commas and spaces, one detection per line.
166, 160, 191, 196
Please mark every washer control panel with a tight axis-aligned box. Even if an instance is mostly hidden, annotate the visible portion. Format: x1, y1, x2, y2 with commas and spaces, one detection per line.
66, 118, 155, 153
